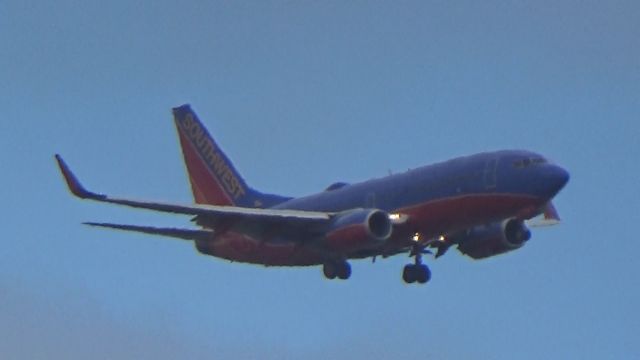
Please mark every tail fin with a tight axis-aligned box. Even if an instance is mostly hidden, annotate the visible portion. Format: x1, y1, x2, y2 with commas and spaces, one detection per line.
172, 104, 291, 208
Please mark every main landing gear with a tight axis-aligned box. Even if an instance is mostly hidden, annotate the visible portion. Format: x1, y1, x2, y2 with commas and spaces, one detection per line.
402, 246, 431, 284
323, 260, 351, 280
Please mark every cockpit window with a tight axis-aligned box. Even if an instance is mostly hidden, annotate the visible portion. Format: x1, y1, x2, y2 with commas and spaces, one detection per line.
513, 157, 547, 168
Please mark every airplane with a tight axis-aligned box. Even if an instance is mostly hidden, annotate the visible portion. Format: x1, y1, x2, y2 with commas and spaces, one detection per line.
55, 104, 569, 284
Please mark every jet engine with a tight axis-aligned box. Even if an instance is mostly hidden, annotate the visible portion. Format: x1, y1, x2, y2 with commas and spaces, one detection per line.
324, 209, 393, 253
456, 219, 531, 259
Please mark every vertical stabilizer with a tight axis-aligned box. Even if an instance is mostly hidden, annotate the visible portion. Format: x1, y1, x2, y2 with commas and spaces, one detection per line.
172, 104, 290, 208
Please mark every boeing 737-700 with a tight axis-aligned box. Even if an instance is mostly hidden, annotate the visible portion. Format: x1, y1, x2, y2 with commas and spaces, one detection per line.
55, 104, 569, 284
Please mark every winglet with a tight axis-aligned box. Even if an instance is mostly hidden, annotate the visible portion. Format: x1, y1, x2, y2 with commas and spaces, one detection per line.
54, 154, 105, 200
526, 202, 561, 227
543, 202, 561, 222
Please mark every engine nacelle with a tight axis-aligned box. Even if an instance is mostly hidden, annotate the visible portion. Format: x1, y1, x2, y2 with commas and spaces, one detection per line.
324, 209, 393, 253
456, 219, 531, 259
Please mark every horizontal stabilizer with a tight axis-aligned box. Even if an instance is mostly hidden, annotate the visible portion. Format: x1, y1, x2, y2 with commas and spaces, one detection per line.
84, 222, 214, 241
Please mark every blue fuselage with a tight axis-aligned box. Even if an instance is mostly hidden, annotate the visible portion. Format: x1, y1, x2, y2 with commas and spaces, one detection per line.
275, 150, 568, 229
202, 149, 569, 266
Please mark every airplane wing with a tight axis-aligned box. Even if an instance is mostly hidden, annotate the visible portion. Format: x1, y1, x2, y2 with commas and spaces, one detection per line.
85, 222, 214, 241
55, 154, 331, 224
526, 202, 561, 227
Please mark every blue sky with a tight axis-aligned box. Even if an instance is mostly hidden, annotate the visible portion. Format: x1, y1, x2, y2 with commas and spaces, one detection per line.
1, 1, 638, 358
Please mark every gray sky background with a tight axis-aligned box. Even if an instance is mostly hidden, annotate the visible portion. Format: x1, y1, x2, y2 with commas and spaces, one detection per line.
1, 1, 638, 359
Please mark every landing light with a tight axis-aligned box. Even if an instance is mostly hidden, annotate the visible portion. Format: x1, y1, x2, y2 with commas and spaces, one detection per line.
412, 233, 420, 242
389, 213, 401, 220
438, 235, 446, 242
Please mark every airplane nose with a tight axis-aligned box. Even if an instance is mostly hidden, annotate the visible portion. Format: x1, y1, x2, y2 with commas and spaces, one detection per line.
548, 165, 570, 195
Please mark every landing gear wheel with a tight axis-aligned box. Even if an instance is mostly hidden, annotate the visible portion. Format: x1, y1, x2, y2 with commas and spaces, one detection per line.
323, 262, 337, 279
403, 245, 432, 284
323, 261, 351, 280
416, 264, 431, 284
402, 264, 416, 284
337, 262, 351, 280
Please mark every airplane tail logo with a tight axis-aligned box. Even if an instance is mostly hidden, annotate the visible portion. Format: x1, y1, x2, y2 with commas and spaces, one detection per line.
173, 104, 290, 208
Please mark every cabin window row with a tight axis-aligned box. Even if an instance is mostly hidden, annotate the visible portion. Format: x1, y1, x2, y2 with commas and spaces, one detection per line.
513, 157, 547, 169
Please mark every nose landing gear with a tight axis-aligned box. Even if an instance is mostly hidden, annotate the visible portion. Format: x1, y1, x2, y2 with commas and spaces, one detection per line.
403, 263, 431, 284
402, 245, 432, 284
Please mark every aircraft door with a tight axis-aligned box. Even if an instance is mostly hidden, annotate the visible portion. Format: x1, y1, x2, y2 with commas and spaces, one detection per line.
484, 158, 498, 190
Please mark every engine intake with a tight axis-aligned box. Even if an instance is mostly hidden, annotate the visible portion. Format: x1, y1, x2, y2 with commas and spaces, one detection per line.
324, 209, 392, 253
456, 219, 531, 259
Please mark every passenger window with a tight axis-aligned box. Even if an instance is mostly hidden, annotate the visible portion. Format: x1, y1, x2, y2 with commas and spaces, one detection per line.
514, 157, 546, 169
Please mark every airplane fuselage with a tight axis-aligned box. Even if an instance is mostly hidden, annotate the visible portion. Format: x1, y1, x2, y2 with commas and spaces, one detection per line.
197, 149, 568, 266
